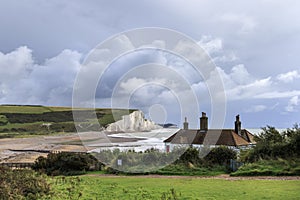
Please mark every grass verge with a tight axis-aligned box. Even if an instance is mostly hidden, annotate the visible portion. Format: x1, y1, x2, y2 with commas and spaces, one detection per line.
231, 158, 300, 176
153, 164, 227, 176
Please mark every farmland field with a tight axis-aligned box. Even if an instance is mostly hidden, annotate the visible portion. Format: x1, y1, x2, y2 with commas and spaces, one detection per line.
50, 175, 300, 200
0, 105, 136, 135
0, 105, 93, 113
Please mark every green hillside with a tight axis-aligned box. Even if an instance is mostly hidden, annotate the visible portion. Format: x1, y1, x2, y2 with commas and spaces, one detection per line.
0, 105, 136, 138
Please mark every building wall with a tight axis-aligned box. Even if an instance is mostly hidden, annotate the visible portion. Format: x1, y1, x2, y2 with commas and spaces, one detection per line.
164, 143, 251, 153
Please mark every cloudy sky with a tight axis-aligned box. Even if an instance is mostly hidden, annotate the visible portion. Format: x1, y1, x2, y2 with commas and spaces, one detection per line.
0, 0, 300, 128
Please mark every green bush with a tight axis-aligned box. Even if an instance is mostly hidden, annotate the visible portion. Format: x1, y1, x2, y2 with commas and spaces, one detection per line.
0, 115, 8, 125
175, 147, 201, 166
0, 167, 50, 199
242, 125, 300, 162
94, 146, 235, 175
32, 152, 101, 176
204, 146, 237, 165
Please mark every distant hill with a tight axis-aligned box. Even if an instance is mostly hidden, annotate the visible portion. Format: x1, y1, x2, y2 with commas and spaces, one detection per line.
0, 105, 136, 137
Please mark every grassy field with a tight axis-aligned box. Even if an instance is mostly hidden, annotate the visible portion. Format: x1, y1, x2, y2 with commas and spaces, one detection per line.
49, 176, 300, 200
0, 105, 52, 113
0, 105, 90, 113
0, 105, 136, 136
0, 105, 132, 113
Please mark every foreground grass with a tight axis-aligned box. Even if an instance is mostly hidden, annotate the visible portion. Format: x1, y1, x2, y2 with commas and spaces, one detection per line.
49, 175, 300, 200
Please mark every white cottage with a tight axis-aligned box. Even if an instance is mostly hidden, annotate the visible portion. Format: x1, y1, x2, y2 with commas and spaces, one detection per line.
164, 112, 256, 152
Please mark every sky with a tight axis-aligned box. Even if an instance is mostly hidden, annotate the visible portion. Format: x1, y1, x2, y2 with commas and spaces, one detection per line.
0, 0, 300, 128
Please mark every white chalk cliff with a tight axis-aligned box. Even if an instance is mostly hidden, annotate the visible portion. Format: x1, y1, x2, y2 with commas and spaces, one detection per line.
106, 110, 162, 132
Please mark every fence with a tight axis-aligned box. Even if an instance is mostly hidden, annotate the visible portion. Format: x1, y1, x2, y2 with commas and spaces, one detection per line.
229, 159, 243, 172
0, 162, 34, 169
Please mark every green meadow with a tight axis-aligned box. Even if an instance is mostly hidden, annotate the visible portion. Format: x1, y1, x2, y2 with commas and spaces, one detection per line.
49, 176, 300, 200
0, 105, 136, 136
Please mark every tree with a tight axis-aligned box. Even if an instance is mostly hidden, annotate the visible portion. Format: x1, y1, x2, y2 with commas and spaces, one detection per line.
243, 125, 300, 162
254, 126, 283, 145
284, 124, 300, 157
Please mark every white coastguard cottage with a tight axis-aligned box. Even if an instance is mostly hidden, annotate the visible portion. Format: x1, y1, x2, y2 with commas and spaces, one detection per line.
164, 112, 256, 152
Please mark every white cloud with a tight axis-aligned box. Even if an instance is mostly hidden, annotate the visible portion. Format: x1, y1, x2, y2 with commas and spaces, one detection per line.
285, 96, 299, 112
227, 77, 272, 100
197, 36, 238, 63
213, 52, 238, 63
0, 46, 33, 83
2, 45, 299, 118
203, 64, 300, 102
0, 47, 82, 105
198, 35, 223, 54
254, 91, 300, 99
120, 77, 148, 94
219, 13, 257, 34
230, 64, 253, 85
277, 70, 300, 83
207, 65, 271, 101
245, 105, 267, 113
151, 40, 166, 49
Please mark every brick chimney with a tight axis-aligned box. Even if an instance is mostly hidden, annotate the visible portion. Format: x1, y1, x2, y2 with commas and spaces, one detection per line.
200, 112, 208, 131
183, 117, 189, 130
234, 114, 241, 135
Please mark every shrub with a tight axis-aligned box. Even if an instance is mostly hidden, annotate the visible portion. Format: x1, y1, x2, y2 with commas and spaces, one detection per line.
204, 146, 237, 165
0, 115, 8, 125
231, 158, 300, 176
243, 125, 300, 162
175, 147, 201, 166
92, 147, 237, 175
0, 167, 50, 199
32, 152, 101, 176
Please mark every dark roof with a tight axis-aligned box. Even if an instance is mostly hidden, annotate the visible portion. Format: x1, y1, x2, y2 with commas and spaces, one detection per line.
164, 129, 256, 147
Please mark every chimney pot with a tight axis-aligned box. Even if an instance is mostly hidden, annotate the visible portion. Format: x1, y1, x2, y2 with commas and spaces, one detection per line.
235, 114, 241, 135
183, 117, 189, 130
200, 112, 208, 131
